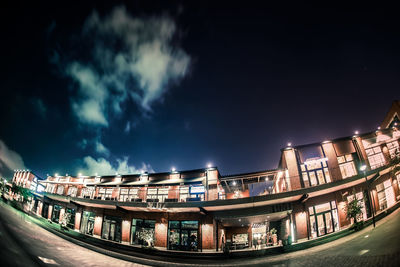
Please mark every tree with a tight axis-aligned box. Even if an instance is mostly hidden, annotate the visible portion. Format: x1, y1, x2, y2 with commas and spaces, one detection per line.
12, 184, 32, 203
345, 197, 363, 230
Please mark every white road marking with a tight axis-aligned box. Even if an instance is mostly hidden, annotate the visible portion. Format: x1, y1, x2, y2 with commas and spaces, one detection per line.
38, 256, 59, 265
359, 249, 369, 255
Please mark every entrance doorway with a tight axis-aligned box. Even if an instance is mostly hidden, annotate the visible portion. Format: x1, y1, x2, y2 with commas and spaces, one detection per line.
309, 201, 339, 238
51, 205, 62, 223
168, 221, 199, 251
102, 216, 122, 242
80, 211, 95, 235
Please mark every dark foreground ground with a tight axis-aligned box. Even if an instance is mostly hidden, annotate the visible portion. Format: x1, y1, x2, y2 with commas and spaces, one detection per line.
1, 201, 399, 267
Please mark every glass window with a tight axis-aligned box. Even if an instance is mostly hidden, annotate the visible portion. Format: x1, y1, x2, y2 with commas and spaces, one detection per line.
102, 216, 122, 242
308, 201, 339, 238
168, 220, 199, 251
119, 188, 139, 201
314, 202, 331, 213
337, 153, 357, 178
81, 187, 94, 198
56, 185, 64, 195
301, 158, 331, 187
366, 147, 386, 169
131, 219, 155, 247
67, 186, 77, 197
80, 211, 95, 235
386, 140, 400, 159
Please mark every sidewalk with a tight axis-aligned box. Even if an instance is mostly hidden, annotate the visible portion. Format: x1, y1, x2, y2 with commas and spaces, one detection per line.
2, 198, 400, 265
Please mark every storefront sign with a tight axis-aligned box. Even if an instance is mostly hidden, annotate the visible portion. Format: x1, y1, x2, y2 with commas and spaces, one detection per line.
190, 185, 205, 194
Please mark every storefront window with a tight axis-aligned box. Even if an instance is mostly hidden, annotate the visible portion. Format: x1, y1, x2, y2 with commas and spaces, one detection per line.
252, 224, 267, 249
301, 158, 331, 187
309, 201, 339, 238
131, 219, 155, 247
65, 208, 76, 228
366, 146, 386, 169
102, 216, 122, 242
376, 180, 396, 211
337, 154, 357, 178
80, 211, 95, 235
168, 221, 199, 251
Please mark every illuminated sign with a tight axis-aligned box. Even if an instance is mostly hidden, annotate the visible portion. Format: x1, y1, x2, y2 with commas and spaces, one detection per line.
190, 185, 205, 194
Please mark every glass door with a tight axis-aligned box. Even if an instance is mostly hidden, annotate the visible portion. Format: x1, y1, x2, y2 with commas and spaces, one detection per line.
316, 214, 325, 236
324, 212, 333, 234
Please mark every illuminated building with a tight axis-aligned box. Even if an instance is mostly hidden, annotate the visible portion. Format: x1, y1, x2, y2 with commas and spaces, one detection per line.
14, 101, 400, 252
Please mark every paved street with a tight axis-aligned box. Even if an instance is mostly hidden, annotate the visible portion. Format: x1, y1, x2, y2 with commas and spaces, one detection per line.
0, 201, 399, 267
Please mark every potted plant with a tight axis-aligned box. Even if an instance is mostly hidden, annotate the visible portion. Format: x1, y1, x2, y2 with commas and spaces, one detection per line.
345, 196, 364, 231
270, 228, 278, 245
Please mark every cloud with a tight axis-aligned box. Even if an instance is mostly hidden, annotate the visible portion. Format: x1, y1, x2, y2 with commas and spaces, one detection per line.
64, 5, 190, 127
80, 156, 153, 176
124, 121, 131, 133
31, 98, 47, 118
0, 139, 26, 176
95, 139, 110, 156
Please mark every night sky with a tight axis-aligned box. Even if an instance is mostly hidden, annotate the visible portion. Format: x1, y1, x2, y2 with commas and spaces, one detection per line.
0, 1, 399, 179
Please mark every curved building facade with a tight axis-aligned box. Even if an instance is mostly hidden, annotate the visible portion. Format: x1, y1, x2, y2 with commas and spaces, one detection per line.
12, 101, 400, 252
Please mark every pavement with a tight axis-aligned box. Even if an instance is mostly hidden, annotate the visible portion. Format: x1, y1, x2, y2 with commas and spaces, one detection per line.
0, 200, 400, 266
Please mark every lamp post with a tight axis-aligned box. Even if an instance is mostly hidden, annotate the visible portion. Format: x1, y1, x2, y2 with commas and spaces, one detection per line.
360, 165, 375, 228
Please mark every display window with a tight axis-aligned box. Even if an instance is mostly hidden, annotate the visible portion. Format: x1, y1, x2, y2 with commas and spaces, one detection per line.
309, 201, 339, 238
80, 211, 95, 235
168, 220, 199, 251
131, 219, 155, 247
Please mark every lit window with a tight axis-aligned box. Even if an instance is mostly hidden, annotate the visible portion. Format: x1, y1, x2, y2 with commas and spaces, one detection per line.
366, 147, 386, 169
337, 153, 357, 178
386, 140, 400, 159
301, 158, 331, 187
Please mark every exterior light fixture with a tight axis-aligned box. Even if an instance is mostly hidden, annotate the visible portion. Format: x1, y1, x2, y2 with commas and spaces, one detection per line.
55, 173, 59, 177
360, 165, 367, 171
354, 130, 359, 135
377, 126, 381, 130
232, 181, 237, 186
287, 142, 292, 147
207, 163, 212, 169
171, 167, 176, 172
78, 173, 82, 177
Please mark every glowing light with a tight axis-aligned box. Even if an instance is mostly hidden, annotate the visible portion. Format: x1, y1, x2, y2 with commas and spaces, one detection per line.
287, 142, 292, 147
78, 173, 82, 177
55, 173, 59, 177
232, 180, 237, 186
354, 130, 359, 135
171, 167, 176, 172
377, 126, 381, 130
360, 165, 367, 171
207, 163, 212, 169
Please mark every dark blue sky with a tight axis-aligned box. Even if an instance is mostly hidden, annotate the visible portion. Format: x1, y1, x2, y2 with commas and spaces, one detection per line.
0, 1, 399, 179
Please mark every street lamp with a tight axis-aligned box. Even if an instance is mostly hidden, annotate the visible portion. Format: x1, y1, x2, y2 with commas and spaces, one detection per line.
360, 165, 375, 228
